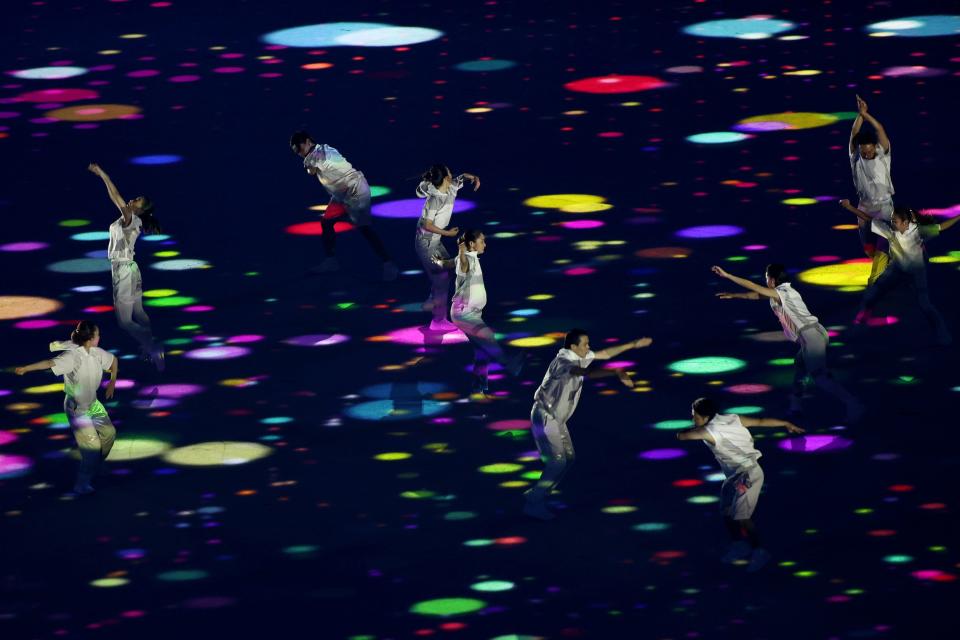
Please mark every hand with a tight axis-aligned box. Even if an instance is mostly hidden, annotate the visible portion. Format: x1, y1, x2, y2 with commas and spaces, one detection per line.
716, 292, 739, 300
14, 366, 26, 375
839, 199, 851, 209
785, 422, 805, 434
305, 166, 318, 176
470, 175, 481, 191
431, 254, 446, 267
856, 94, 867, 115
446, 226, 460, 237
616, 370, 634, 388
87, 163, 102, 175
711, 265, 730, 279
105, 382, 116, 400
632, 337, 653, 349
457, 238, 466, 253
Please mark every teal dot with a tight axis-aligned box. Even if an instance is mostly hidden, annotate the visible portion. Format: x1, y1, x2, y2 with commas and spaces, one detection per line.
668, 356, 746, 375
726, 405, 763, 414
632, 522, 671, 532
470, 580, 514, 592
883, 554, 913, 564
653, 420, 690, 430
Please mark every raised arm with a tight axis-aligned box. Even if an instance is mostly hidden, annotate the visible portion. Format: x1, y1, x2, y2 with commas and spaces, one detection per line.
14, 359, 55, 375
739, 415, 805, 434
839, 199, 875, 223
568, 364, 635, 388
711, 266, 779, 300
457, 239, 469, 273
461, 173, 481, 191
594, 337, 652, 361
850, 96, 865, 154
716, 292, 762, 301
88, 163, 131, 223
857, 96, 890, 153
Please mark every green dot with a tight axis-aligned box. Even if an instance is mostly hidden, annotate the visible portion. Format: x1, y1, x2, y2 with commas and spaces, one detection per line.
470, 580, 514, 592
653, 420, 690, 430
409, 597, 486, 616
245, 271, 260, 277
768, 358, 794, 366
60, 219, 90, 227
164, 337, 193, 346
369, 185, 391, 198
90, 578, 129, 587
335, 302, 356, 310
668, 356, 746, 375
601, 505, 637, 514
478, 463, 523, 474
443, 511, 477, 521
156, 570, 208, 581
687, 495, 719, 505
854, 508, 873, 515
726, 405, 763, 415
793, 570, 817, 578
463, 538, 493, 547
844, 588, 864, 595
283, 545, 319, 554
400, 490, 436, 499
145, 296, 197, 308
177, 324, 200, 331
930, 546, 947, 552
726, 256, 748, 262
883, 554, 913, 564
520, 471, 542, 480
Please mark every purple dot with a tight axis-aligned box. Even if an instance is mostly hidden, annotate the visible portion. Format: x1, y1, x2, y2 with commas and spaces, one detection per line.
169, 75, 201, 83
213, 67, 245, 74
1, 241, 48, 252
676, 225, 744, 239
638, 448, 687, 460
372, 198, 476, 219
778, 435, 853, 453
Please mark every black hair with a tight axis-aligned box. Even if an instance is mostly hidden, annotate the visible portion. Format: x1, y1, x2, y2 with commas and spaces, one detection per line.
70, 321, 99, 345
289, 130, 313, 149
853, 130, 878, 146
564, 328, 589, 350
137, 197, 161, 234
421, 164, 452, 188
765, 263, 789, 286
893, 206, 937, 226
692, 397, 718, 421
458, 229, 484, 249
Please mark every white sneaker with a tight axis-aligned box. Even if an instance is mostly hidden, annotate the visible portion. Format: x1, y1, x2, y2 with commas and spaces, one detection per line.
382, 261, 399, 281
746, 548, 771, 572
721, 541, 752, 564
73, 482, 95, 495
428, 319, 457, 332
523, 499, 556, 521
310, 257, 340, 274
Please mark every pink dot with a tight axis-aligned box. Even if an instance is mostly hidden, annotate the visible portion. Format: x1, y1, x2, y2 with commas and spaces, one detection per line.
726, 383, 772, 395
598, 131, 624, 138
121, 610, 146, 618
169, 75, 200, 83
127, 70, 160, 78
226, 334, 264, 344
560, 219, 604, 230
184, 305, 214, 312
810, 255, 840, 263
213, 67, 245, 74
14, 319, 58, 329
564, 267, 596, 276
742, 244, 767, 251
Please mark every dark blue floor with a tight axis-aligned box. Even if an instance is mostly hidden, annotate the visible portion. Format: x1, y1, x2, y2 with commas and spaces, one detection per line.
2, 2, 959, 638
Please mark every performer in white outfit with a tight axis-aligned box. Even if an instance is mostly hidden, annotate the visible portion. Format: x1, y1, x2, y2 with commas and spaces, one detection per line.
88, 163, 164, 371
524, 329, 653, 520
15, 322, 119, 495
415, 164, 480, 331
713, 264, 863, 422
841, 201, 955, 345
677, 397, 804, 572
433, 230, 524, 395
290, 131, 399, 281
849, 94, 894, 285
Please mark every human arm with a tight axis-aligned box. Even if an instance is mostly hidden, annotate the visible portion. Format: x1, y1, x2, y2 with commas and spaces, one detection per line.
461, 173, 481, 191
88, 163, 131, 223
104, 355, 118, 400
421, 220, 459, 237
14, 359, 55, 375
739, 415, 805, 434
938, 216, 960, 233
676, 426, 714, 443
593, 337, 653, 361
849, 95, 866, 154
716, 292, 762, 301
839, 199, 875, 223
457, 239, 469, 273
711, 266, 780, 301
857, 96, 890, 152
566, 364, 635, 388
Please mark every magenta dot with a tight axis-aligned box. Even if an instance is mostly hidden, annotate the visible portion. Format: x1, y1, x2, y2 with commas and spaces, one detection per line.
598, 131, 624, 138
811, 255, 840, 263
226, 334, 264, 344
742, 244, 767, 251
14, 319, 58, 329
213, 67, 244, 74
725, 383, 771, 394
560, 219, 604, 230
127, 70, 160, 78
184, 305, 214, 312
0, 431, 18, 446
169, 75, 200, 83
564, 267, 596, 276
486, 419, 530, 431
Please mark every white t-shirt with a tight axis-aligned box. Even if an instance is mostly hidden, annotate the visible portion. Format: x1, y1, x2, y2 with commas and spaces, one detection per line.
416, 175, 464, 237
452, 251, 487, 311
769, 283, 819, 342
871, 220, 939, 272
703, 413, 762, 477
50, 344, 115, 411
534, 348, 596, 424
107, 215, 142, 262
303, 144, 363, 199
850, 144, 894, 206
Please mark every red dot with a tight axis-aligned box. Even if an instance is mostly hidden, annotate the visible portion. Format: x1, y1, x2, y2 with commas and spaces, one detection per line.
888, 484, 914, 492
564, 74, 667, 94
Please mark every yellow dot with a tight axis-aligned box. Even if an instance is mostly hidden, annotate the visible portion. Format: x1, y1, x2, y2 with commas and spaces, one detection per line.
508, 336, 557, 348
119, 33, 147, 39
523, 194, 607, 209
24, 383, 64, 394
527, 294, 553, 301
154, 251, 180, 258
784, 70, 822, 76
798, 261, 870, 288
782, 198, 818, 206
466, 107, 492, 114
143, 289, 177, 298
98, 50, 122, 55
374, 452, 412, 461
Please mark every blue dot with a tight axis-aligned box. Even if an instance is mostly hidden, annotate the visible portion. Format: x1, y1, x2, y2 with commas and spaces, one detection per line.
131, 155, 183, 165
683, 17, 796, 39
71, 231, 111, 241
866, 15, 960, 37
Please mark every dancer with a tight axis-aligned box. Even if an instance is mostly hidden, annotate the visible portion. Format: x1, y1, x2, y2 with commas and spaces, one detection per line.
841, 200, 954, 345
415, 164, 480, 331
849, 94, 894, 284
523, 329, 653, 520
289, 131, 399, 281
712, 264, 863, 421
88, 163, 164, 371
676, 397, 804, 571
432, 230, 523, 394
15, 322, 118, 495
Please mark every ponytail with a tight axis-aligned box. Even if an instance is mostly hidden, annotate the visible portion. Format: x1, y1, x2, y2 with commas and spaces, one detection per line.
421, 164, 451, 188
71, 321, 99, 345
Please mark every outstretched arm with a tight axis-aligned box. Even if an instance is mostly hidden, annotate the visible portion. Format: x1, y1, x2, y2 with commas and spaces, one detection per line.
569, 365, 635, 388
594, 337, 653, 361
14, 359, 55, 375
938, 216, 960, 232
676, 426, 713, 443
461, 173, 481, 191
88, 164, 131, 223
716, 292, 762, 301
711, 266, 779, 300
839, 199, 875, 223
739, 415, 805, 434
857, 96, 891, 153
